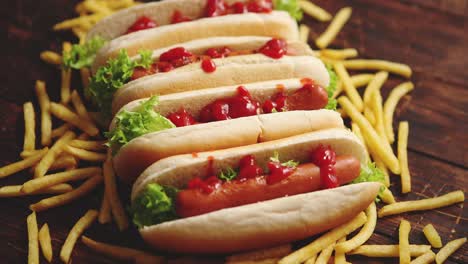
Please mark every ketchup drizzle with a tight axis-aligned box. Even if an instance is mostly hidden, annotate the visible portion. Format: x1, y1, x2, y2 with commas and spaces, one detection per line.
126, 16, 157, 34
311, 145, 339, 189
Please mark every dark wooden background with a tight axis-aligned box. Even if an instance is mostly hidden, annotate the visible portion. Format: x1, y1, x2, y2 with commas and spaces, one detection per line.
0, 0, 466, 263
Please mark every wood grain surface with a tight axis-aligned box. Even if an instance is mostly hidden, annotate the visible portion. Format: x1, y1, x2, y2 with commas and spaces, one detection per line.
0, 0, 466, 263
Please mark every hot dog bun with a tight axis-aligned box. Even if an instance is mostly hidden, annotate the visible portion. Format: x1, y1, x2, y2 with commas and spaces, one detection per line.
93, 11, 298, 69
131, 128, 380, 253
112, 55, 329, 114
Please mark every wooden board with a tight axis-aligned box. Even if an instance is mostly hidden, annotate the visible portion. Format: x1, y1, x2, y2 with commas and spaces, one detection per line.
0, 0, 466, 263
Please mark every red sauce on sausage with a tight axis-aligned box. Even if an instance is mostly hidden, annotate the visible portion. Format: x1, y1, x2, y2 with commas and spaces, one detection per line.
171, 10, 192, 24
166, 108, 198, 127
259, 38, 287, 59
126, 16, 157, 34
201, 58, 217, 73
311, 145, 339, 189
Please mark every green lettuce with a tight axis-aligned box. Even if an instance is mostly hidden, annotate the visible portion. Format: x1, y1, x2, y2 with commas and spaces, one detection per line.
105, 96, 175, 153
219, 167, 237, 181
62, 36, 106, 69
88, 49, 153, 117
352, 162, 386, 201
325, 65, 338, 110
130, 183, 179, 228
270, 151, 299, 168
274, 0, 303, 21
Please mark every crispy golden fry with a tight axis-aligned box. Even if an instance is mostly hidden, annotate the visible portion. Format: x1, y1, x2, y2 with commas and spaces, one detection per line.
304, 254, 317, 264
332, 74, 374, 99
49, 154, 78, 171
363, 71, 388, 107
23, 102, 36, 151
373, 157, 390, 187
372, 93, 390, 145
40, 51, 62, 65
0, 148, 48, 178
351, 122, 370, 162
27, 211, 39, 264
299, 24, 310, 43
39, 223, 53, 263
77, 132, 91, 140
410, 251, 436, 264
380, 187, 396, 204
80, 68, 91, 91
22, 167, 101, 193
20, 148, 47, 159
60, 210, 99, 264
338, 97, 400, 174
342, 59, 412, 78
51, 123, 73, 139
298, 0, 331, 21
378, 190, 465, 217
34, 131, 76, 178
30, 175, 102, 212
383, 82, 414, 143
399, 219, 411, 264
334, 237, 349, 264
53, 13, 103, 31
69, 139, 107, 151
72, 27, 87, 44
71, 90, 93, 122
316, 7, 352, 49
334, 64, 364, 111
398, 121, 411, 193
81, 236, 164, 262
279, 212, 367, 264
335, 202, 376, 253
35, 81, 52, 146
320, 48, 358, 60
83, 0, 112, 15
0, 184, 72, 198
435, 237, 466, 264
98, 190, 112, 224
64, 145, 107, 162
315, 241, 335, 264
349, 245, 431, 257
61, 42, 72, 104
422, 224, 442, 248
226, 244, 292, 262
103, 157, 128, 231
50, 103, 99, 136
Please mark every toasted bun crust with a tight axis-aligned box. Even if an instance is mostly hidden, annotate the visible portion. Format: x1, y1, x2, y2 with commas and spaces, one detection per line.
91, 36, 314, 73
139, 182, 380, 253
111, 55, 329, 115
114, 110, 343, 183
93, 11, 298, 69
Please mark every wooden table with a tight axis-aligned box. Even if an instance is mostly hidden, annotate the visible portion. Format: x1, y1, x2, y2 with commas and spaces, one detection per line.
0, 0, 466, 263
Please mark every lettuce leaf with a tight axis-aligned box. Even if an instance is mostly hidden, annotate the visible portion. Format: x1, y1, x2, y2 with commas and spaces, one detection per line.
325, 65, 338, 110
274, 0, 303, 21
62, 36, 106, 69
352, 162, 386, 201
130, 183, 179, 228
88, 49, 153, 117
219, 167, 237, 181
270, 151, 299, 168
105, 96, 175, 153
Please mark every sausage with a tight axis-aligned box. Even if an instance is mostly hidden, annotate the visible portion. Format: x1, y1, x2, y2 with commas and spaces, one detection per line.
285, 83, 328, 111
176, 155, 360, 218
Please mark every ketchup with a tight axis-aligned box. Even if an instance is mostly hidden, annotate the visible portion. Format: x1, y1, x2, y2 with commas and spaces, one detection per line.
187, 176, 221, 194
206, 0, 227, 17
259, 38, 287, 59
171, 10, 192, 24
204, 47, 231, 58
311, 145, 339, 189
201, 58, 217, 73
262, 92, 287, 113
237, 155, 263, 180
205, 0, 272, 17
126, 16, 157, 34
199, 86, 260, 122
166, 108, 198, 127
266, 161, 296, 185
160, 47, 194, 63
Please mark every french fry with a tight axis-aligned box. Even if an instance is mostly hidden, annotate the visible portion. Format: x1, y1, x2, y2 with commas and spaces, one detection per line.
27, 211, 39, 264
20, 148, 47, 159
279, 212, 367, 264
398, 121, 411, 193
304, 254, 317, 264
364, 107, 376, 126
40, 51, 62, 65
341, 59, 412, 78
351, 122, 370, 162
338, 97, 400, 174
0, 184, 72, 198
77, 132, 91, 140
315, 242, 335, 264
72, 27, 87, 44
0, 148, 48, 178
335, 202, 376, 253
49, 103, 99, 136
422, 224, 442, 248
23, 102, 36, 151
64, 145, 107, 162
372, 93, 389, 144
399, 219, 411, 264
320, 48, 358, 60
35, 81, 52, 146
39, 224, 53, 263
383, 82, 414, 143
299, 24, 310, 43
410, 250, 436, 264
30, 175, 102, 212
298, 0, 331, 22
49, 154, 78, 171
373, 156, 390, 187
69, 139, 107, 151
334, 237, 349, 264
348, 245, 431, 257
22, 167, 101, 193
316, 7, 352, 49
98, 190, 112, 224
380, 187, 396, 204
61, 42, 72, 104
51, 123, 73, 139
332, 74, 374, 99
435, 237, 466, 264
363, 71, 389, 107
34, 131, 76, 178
103, 157, 128, 231
83, 0, 112, 15
226, 244, 292, 262
53, 13, 103, 31
378, 190, 465, 217
334, 64, 364, 111
81, 236, 164, 263
60, 210, 99, 264
71, 90, 93, 122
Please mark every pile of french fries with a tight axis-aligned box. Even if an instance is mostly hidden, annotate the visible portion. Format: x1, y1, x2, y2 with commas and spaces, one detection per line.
0, 0, 465, 263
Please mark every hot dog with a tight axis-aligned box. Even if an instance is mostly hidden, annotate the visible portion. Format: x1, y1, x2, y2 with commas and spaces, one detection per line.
129, 128, 384, 253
